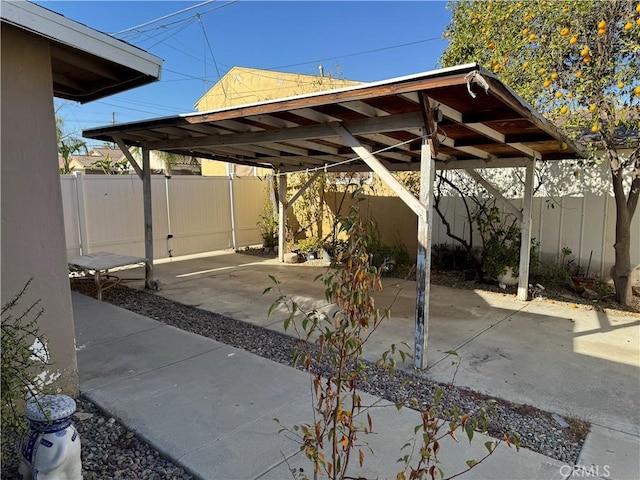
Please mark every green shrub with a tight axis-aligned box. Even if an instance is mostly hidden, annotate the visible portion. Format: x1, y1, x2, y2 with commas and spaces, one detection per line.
1, 280, 52, 466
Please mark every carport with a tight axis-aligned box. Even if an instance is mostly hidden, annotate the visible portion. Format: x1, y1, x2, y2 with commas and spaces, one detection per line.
83, 63, 584, 368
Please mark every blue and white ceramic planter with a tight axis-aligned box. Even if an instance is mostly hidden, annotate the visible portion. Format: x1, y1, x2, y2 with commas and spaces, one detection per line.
19, 395, 81, 480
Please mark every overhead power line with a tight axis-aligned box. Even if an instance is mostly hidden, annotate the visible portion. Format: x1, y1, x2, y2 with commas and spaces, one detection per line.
113, 0, 217, 35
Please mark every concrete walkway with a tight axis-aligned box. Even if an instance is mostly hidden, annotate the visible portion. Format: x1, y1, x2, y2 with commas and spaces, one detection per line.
76, 252, 640, 479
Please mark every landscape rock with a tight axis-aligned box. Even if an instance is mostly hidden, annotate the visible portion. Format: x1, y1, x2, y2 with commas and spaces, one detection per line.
581, 287, 600, 301
283, 252, 299, 263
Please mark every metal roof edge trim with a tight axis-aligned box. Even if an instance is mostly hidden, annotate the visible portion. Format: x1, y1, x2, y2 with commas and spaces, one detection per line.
183, 63, 482, 119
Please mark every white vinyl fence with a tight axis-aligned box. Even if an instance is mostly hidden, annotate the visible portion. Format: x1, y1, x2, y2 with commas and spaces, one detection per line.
61, 173, 639, 281
430, 193, 640, 280
61, 174, 268, 261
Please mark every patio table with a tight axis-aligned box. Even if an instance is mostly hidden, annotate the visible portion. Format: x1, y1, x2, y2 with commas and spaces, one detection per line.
68, 252, 148, 300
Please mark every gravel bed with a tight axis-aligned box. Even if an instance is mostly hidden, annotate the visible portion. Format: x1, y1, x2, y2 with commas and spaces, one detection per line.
64, 281, 588, 466
1, 396, 193, 480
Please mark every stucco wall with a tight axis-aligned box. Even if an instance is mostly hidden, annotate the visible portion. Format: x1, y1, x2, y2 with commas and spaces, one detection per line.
1, 25, 78, 395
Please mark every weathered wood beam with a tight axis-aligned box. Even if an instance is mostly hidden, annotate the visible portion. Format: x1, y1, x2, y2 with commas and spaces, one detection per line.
288, 172, 321, 208
465, 169, 523, 222
142, 148, 154, 289
278, 173, 287, 263
330, 123, 426, 218
414, 129, 436, 370
517, 160, 535, 301
145, 112, 424, 151
114, 136, 142, 179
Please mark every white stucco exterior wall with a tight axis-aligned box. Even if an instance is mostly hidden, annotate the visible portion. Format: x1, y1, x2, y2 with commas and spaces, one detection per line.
1, 25, 79, 395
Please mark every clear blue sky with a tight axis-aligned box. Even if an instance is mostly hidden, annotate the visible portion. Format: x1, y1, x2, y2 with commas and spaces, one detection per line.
37, 1, 453, 145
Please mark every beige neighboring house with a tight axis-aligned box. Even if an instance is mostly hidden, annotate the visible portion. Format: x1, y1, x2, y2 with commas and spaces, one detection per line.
1, 1, 162, 396
194, 66, 362, 176
59, 145, 130, 174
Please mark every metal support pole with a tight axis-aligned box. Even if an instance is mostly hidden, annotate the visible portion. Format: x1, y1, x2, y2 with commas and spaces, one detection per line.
73, 172, 89, 255
165, 174, 173, 258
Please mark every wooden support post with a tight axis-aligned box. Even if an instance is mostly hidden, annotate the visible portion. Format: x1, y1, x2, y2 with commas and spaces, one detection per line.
142, 148, 154, 289
278, 173, 287, 262
517, 160, 535, 301
415, 130, 436, 370
228, 163, 237, 251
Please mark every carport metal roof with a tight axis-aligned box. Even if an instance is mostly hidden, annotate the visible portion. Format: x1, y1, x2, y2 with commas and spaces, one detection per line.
84, 63, 583, 171
83, 63, 585, 370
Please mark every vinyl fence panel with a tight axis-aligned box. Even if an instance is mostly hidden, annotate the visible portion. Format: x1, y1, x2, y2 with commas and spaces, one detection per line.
62, 174, 267, 261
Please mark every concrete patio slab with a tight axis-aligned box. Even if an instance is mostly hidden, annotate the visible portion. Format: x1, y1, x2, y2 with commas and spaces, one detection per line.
424, 303, 640, 436
77, 252, 639, 480
577, 424, 640, 480
260, 398, 569, 480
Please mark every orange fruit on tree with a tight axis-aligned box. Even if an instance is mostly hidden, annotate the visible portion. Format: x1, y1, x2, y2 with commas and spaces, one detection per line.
635, 86, 640, 96
584, 56, 592, 63
560, 105, 568, 114
591, 125, 599, 132
567, 92, 574, 98
598, 28, 606, 35
576, 71, 583, 78
488, 42, 496, 49
555, 91, 563, 98
598, 20, 606, 29
523, 61, 529, 68
589, 104, 596, 111
580, 46, 589, 56
560, 27, 570, 36
637, 4, 640, 13
624, 22, 633, 31
570, 36, 578, 44
618, 82, 625, 88
543, 80, 551, 88
472, 18, 479, 25
530, 33, 537, 40
563, 7, 569, 13
523, 28, 529, 35
637, 18, 640, 26
551, 72, 559, 80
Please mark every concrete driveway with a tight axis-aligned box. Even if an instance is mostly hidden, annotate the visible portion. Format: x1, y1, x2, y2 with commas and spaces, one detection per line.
117, 251, 640, 476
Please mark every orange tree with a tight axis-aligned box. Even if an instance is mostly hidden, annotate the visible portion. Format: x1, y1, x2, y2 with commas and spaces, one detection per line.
441, 0, 639, 305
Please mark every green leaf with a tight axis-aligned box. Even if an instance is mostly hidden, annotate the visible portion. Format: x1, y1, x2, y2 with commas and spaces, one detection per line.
485, 441, 496, 453
443, 350, 459, 356
466, 459, 478, 468
262, 286, 272, 295
465, 423, 474, 443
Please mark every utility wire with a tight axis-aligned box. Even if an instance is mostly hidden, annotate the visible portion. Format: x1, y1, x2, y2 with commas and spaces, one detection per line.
272, 136, 422, 178
113, 0, 218, 35
268, 36, 443, 71
197, 14, 227, 98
